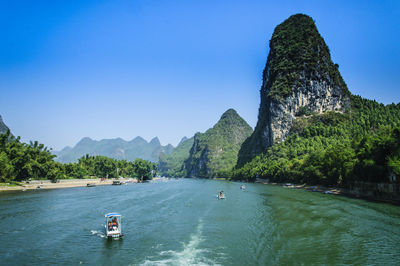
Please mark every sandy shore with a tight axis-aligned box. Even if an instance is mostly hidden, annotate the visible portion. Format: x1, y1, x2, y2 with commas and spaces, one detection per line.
0, 178, 138, 192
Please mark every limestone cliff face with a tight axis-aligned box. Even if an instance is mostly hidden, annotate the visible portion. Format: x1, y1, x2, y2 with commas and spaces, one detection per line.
184, 109, 253, 178
184, 134, 210, 177
237, 14, 350, 166
0, 115, 11, 135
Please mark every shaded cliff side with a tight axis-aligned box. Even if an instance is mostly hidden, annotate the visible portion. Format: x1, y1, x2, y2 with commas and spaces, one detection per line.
158, 136, 194, 177
0, 115, 11, 135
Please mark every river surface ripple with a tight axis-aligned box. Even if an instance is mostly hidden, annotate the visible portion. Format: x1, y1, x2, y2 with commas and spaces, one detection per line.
0, 179, 399, 265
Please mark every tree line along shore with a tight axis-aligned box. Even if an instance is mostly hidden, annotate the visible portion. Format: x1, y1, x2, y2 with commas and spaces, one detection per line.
0, 130, 156, 189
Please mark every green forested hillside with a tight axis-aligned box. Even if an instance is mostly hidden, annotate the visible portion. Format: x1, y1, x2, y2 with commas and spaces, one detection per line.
158, 137, 194, 177
157, 109, 253, 178
185, 109, 253, 178
231, 96, 400, 185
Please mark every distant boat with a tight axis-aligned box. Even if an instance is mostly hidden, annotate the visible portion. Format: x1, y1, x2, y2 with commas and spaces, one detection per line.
105, 213, 123, 239
240, 185, 246, 190
217, 191, 226, 199
284, 183, 295, 188
112, 180, 122, 185
87, 183, 96, 187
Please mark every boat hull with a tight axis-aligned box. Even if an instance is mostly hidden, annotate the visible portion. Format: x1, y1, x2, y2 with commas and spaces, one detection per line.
106, 232, 123, 239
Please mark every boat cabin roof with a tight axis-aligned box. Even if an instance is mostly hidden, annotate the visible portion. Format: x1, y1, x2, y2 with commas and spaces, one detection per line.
105, 213, 121, 218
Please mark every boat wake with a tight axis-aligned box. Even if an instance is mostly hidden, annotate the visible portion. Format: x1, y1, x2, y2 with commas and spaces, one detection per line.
139, 220, 221, 265
91, 230, 106, 238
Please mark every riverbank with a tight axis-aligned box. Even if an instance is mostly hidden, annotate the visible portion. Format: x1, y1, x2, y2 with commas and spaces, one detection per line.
254, 178, 400, 205
0, 178, 138, 192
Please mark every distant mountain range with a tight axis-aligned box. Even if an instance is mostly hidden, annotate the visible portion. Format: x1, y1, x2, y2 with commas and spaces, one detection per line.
53, 136, 174, 163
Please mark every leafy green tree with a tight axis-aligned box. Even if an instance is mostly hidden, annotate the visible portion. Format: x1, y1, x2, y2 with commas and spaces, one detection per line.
133, 158, 154, 181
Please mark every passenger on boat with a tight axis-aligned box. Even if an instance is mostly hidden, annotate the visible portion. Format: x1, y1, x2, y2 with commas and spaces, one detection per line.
112, 217, 118, 229
108, 221, 113, 231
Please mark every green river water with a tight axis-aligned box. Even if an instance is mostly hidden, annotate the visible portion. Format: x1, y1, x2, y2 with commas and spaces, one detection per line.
0, 179, 399, 265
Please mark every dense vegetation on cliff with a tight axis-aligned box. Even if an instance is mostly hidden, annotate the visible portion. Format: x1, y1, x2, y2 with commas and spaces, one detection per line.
266, 14, 349, 99
237, 14, 351, 166
158, 109, 253, 178
184, 109, 253, 178
232, 96, 400, 185
158, 137, 194, 177
0, 130, 156, 183
232, 13, 400, 187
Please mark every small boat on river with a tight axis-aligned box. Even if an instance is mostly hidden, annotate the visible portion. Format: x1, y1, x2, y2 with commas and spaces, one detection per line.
112, 180, 122, 185
284, 183, 295, 188
87, 183, 96, 187
217, 191, 226, 199
105, 213, 123, 239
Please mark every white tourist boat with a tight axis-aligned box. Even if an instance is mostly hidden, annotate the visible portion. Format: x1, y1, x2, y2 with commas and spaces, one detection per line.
105, 213, 123, 238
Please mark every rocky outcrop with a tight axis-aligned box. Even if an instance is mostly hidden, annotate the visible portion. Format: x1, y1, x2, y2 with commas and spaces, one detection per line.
0, 115, 10, 135
237, 14, 350, 166
185, 109, 253, 178
184, 134, 210, 177
344, 181, 400, 204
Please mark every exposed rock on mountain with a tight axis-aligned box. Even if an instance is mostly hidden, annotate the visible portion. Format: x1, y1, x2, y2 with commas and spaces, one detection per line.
185, 109, 253, 178
237, 14, 350, 166
53, 136, 173, 163
0, 115, 11, 135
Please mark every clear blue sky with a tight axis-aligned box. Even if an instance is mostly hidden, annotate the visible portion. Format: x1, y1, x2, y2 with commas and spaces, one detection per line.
1, 0, 399, 150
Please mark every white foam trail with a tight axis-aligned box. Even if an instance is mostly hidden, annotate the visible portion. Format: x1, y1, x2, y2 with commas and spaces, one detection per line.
91, 230, 106, 238
139, 220, 221, 265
